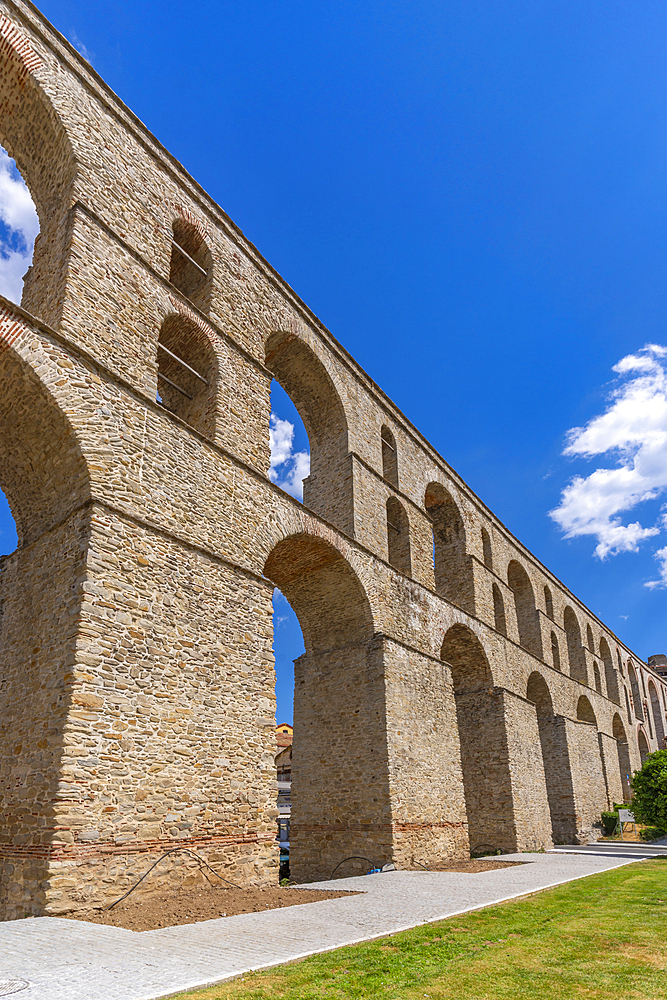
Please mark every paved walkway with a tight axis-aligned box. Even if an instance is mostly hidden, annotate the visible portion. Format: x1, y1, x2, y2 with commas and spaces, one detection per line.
0, 852, 645, 1000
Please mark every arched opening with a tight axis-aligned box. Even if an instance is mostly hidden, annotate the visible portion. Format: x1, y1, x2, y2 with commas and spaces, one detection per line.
645, 701, 653, 740
649, 682, 665, 748
624, 686, 633, 725
386, 496, 411, 575
526, 672, 576, 843
481, 528, 493, 569
492, 583, 506, 635
381, 425, 398, 486
265, 332, 351, 534
577, 696, 597, 726
593, 662, 602, 695
563, 607, 587, 684
425, 484, 473, 612
265, 534, 377, 882
169, 218, 212, 313
156, 314, 218, 437
550, 632, 561, 672
0, 47, 76, 328
0, 343, 90, 916
612, 714, 632, 802
544, 585, 554, 620
617, 649, 624, 676
441, 624, 515, 852
638, 729, 650, 765
628, 663, 644, 721
507, 561, 543, 658
586, 624, 595, 652
600, 638, 620, 705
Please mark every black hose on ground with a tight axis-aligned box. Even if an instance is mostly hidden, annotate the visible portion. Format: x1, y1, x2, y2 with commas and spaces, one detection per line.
329, 856, 376, 881
102, 847, 242, 911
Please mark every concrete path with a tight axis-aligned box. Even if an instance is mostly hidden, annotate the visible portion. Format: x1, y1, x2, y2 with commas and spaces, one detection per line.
0, 852, 644, 1000
549, 841, 667, 860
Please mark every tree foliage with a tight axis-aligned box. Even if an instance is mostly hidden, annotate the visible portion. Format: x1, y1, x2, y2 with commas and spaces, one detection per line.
631, 749, 667, 830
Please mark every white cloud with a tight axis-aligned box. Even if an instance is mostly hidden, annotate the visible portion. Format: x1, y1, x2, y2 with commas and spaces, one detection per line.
70, 32, 94, 65
269, 413, 310, 501
0, 147, 39, 304
550, 344, 667, 584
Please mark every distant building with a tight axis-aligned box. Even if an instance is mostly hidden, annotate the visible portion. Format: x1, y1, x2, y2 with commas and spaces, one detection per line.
649, 654, 667, 680
276, 722, 293, 748
275, 726, 292, 855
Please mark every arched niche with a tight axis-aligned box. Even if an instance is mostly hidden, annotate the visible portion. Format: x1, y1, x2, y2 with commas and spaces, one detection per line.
550, 631, 561, 672
492, 583, 506, 636
593, 662, 602, 695
156, 314, 218, 437
441, 624, 514, 852
563, 607, 587, 685
612, 714, 632, 802
507, 561, 543, 658
0, 27, 76, 327
386, 496, 411, 575
425, 483, 474, 613
264, 534, 381, 881
649, 681, 665, 749
544, 585, 554, 620
638, 729, 649, 765
576, 695, 597, 726
381, 425, 398, 486
169, 218, 212, 313
586, 624, 595, 651
481, 527, 493, 569
265, 332, 351, 534
628, 663, 644, 721
526, 672, 575, 843
600, 638, 620, 705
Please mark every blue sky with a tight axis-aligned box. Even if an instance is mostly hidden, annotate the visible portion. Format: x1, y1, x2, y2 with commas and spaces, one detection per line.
3, 1, 667, 723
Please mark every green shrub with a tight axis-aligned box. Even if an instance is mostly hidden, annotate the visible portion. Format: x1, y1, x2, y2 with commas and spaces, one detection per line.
639, 826, 665, 841
601, 811, 619, 836
631, 749, 667, 830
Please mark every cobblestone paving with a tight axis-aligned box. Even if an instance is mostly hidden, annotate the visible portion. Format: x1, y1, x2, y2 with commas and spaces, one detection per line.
0, 852, 641, 1000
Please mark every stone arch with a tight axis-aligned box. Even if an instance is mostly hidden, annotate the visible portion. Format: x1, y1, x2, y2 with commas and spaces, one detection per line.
0, 14, 77, 327
265, 331, 351, 534
586, 623, 595, 651
544, 585, 554, 620
649, 681, 665, 748
550, 632, 561, 672
593, 662, 602, 695
617, 648, 624, 675
169, 216, 213, 313
264, 532, 380, 880
600, 638, 620, 705
381, 425, 398, 486
0, 336, 91, 893
638, 728, 650, 765
156, 313, 218, 438
612, 714, 632, 802
492, 583, 506, 635
526, 671, 576, 843
441, 624, 515, 852
425, 483, 474, 612
507, 560, 543, 658
386, 496, 411, 575
628, 663, 644, 721
481, 527, 493, 569
624, 686, 633, 725
564, 607, 587, 685
577, 695, 597, 726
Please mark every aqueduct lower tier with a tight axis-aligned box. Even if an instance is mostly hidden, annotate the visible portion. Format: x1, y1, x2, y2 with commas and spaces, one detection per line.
1, 0, 665, 918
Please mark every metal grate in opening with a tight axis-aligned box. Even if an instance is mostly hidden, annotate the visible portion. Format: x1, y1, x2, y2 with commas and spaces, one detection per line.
0, 981, 30, 996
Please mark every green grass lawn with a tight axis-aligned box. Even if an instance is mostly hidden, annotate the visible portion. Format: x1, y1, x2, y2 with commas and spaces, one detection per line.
166, 860, 667, 1000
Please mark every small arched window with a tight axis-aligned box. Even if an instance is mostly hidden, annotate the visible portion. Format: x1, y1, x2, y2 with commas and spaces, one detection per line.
551, 632, 561, 672
624, 687, 632, 724
544, 585, 554, 620
381, 425, 398, 486
169, 219, 212, 313
617, 648, 624, 675
586, 624, 595, 651
386, 496, 411, 575
157, 315, 217, 437
593, 662, 602, 694
492, 583, 506, 635
481, 528, 493, 569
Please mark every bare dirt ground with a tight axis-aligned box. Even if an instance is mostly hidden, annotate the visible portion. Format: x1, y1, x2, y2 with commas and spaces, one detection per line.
67, 885, 359, 932
65, 859, 522, 932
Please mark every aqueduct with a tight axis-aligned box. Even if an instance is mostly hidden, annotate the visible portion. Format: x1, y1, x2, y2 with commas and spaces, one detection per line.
1, 0, 666, 918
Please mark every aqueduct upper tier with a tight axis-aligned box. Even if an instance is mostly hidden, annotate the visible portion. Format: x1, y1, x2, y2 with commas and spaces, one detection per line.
1, 0, 665, 918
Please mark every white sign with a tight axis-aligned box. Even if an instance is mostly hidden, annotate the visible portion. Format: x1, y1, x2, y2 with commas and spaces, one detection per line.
619, 809, 635, 823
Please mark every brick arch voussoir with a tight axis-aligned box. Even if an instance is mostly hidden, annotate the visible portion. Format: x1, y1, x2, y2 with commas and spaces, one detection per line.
168, 203, 214, 250
437, 614, 501, 688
